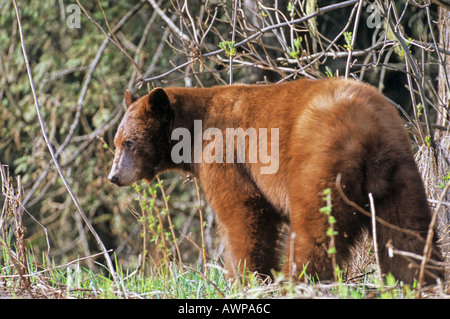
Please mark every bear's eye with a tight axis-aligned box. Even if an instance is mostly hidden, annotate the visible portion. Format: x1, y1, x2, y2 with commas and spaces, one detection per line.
124, 140, 136, 149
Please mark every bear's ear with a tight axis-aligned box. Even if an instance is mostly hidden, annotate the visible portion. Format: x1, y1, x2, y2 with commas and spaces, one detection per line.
146, 87, 170, 114
124, 90, 137, 108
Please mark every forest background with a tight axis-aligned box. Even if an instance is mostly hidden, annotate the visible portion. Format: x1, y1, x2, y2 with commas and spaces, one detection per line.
1, 0, 449, 298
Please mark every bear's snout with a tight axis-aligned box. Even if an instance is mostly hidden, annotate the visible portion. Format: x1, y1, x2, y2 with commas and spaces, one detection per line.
108, 174, 120, 186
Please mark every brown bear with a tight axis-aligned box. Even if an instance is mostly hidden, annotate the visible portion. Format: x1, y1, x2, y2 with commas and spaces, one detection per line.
108, 78, 443, 284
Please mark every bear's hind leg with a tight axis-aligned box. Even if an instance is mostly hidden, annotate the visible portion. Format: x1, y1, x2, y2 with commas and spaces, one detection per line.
284, 204, 334, 281
285, 175, 364, 282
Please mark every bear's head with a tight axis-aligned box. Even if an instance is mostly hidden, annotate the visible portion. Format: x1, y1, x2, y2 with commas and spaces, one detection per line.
108, 88, 173, 187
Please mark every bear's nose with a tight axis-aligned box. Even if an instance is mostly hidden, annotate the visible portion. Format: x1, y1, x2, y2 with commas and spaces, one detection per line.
108, 174, 120, 185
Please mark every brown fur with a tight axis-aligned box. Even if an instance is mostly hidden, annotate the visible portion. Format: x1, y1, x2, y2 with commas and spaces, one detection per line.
108, 78, 443, 284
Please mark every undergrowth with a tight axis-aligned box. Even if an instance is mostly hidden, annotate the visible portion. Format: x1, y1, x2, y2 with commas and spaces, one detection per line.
0, 240, 437, 299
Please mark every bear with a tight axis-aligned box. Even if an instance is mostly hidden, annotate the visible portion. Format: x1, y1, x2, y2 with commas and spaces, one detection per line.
108, 78, 443, 284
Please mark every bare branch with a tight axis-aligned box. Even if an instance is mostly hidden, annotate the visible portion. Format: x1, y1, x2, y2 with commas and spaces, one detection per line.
140, 0, 360, 84
147, 0, 191, 43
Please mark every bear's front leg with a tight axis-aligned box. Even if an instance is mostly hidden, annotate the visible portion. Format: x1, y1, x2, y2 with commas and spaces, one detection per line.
198, 164, 286, 279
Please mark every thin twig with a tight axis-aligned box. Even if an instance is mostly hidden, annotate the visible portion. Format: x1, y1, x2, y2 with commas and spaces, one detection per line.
229, 0, 238, 84
145, 180, 168, 255
183, 264, 225, 297
368, 193, 383, 284
416, 180, 450, 297
386, 245, 447, 268
156, 175, 183, 265
76, 0, 143, 79
194, 177, 207, 270
345, 0, 364, 79
288, 232, 296, 281
147, 0, 190, 43
335, 173, 426, 243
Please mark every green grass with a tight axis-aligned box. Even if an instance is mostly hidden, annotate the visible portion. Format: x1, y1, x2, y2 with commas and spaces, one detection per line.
0, 241, 425, 299
0, 244, 267, 299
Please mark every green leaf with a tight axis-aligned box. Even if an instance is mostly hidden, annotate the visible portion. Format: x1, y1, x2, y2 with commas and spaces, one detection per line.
219, 41, 236, 57
343, 32, 353, 50
416, 103, 423, 118
325, 66, 334, 78
319, 204, 332, 215
328, 216, 337, 224
326, 228, 338, 237
287, 1, 295, 18
424, 135, 431, 147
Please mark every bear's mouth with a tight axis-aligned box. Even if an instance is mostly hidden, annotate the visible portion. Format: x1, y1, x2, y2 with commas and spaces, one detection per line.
108, 169, 141, 187
108, 176, 136, 187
